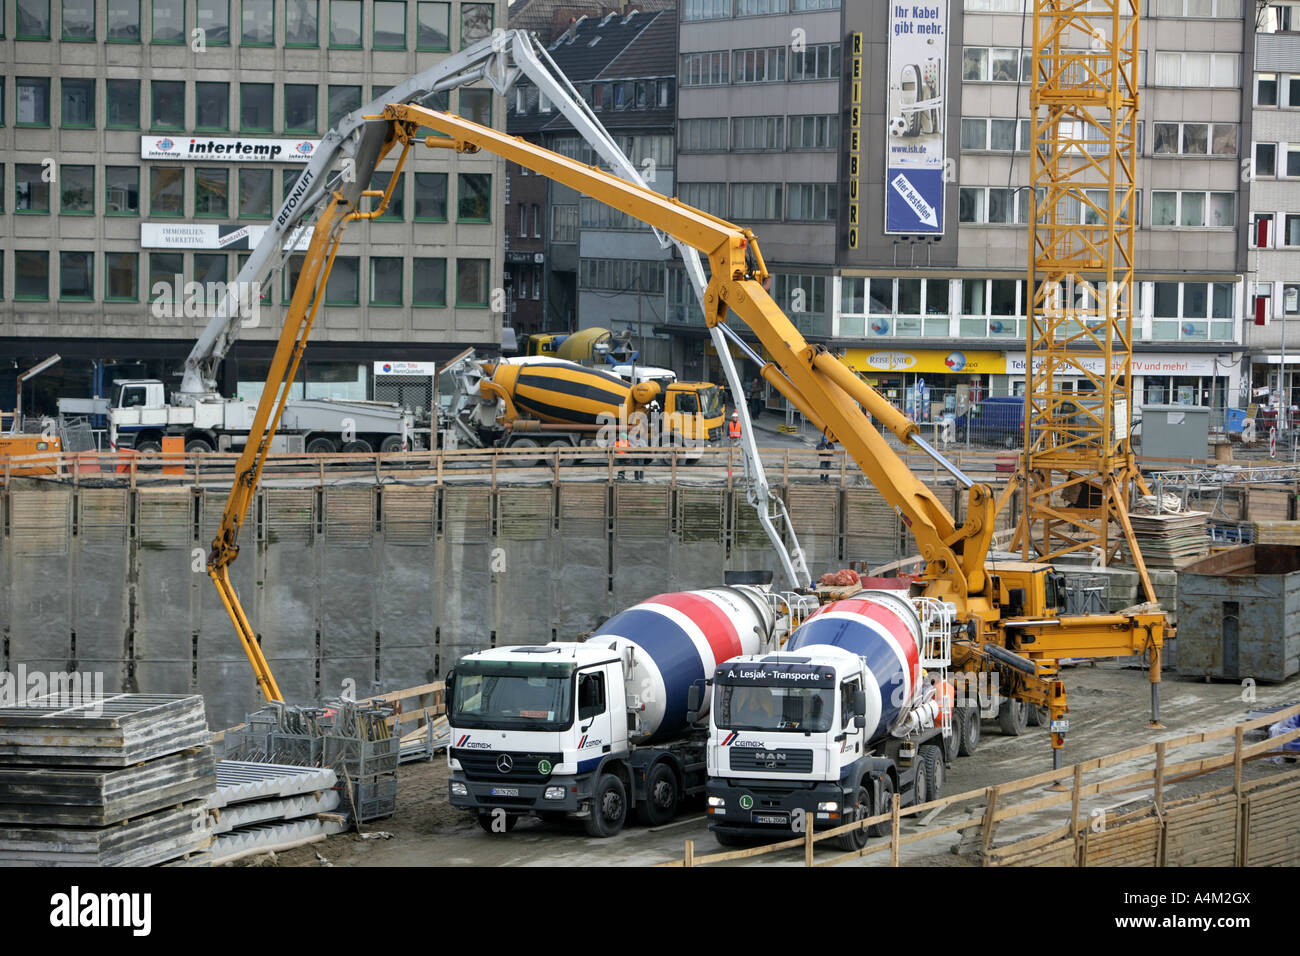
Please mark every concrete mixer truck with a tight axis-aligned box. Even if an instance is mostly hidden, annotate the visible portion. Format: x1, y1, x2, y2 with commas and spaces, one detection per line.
705, 591, 956, 850
445, 585, 787, 837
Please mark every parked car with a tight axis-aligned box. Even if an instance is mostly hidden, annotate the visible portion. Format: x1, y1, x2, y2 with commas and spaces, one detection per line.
954, 396, 1025, 448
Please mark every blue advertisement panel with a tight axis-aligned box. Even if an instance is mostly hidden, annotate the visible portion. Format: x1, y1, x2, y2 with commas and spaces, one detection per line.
884, 1, 948, 235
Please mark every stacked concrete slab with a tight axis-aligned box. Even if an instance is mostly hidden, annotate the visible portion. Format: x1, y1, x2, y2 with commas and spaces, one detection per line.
208, 761, 343, 864
0, 694, 215, 866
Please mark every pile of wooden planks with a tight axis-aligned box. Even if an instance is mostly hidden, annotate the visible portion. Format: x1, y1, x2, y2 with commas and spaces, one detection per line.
1251, 520, 1300, 546
0, 694, 215, 866
1128, 511, 1209, 568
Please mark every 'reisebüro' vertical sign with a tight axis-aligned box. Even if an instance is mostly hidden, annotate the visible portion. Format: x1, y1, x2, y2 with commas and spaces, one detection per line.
884, 1, 949, 235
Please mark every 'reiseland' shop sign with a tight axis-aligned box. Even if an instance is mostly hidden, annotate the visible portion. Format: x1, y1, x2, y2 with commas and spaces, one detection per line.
141, 135, 320, 162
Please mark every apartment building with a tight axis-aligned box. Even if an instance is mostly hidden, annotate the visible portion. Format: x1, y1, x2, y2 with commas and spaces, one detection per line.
1, 0, 505, 416
669, 0, 1251, 414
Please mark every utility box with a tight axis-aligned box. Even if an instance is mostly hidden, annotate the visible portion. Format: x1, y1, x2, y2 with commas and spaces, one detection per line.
1177, 545, 1300, 682
1139, 404, 1210, 461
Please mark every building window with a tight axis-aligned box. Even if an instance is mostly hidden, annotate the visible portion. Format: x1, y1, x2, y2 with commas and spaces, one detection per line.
532, 204, 541, 238
17, 0, 52, 39
325, 256, 359, 304
1152, 0, 1242, 14
106, 167, 140, 215
106, 253, 139, 301
1152, 122, 1237, 156
551, 204, 578, 242
238, 168, 272, 218
792, 0, 840, 7
195, 82, 229, 131
105, 79, 139, 128
61, 78, 95, 128
731, 182, 783, 220
457, 259, 490, 306
151, 167, 184, 217
790, 43, 841, 81
413, 258, 447, 306
197, 0, 230, 44
457, 173, 491, 221
461, 2, 492, 44
1253, 143, 1277, 177
680, 182, 727, 216
1286, 215, 1300, 247
152, 0, 184, 43
789, 114, 839, 150
107, 0, 140, 41
15, 251, 50, 301
413, 172, 448, 221
16, 77, 52, 127
328, 85, 361, 129
370, 257, 403, 305
194, 168, 228, 217
681, 118, 729, 152
241, 83, 274, 131
368, 171, 404, 220
682, 0, 730, 19
787, 183, 837, 221
416, 1, 449, 49
580, 197, 642, 230
285, 85, 317, 133
734, 47, 786, 83
658, 79, 675, 108
285, 0, 317, 45
1154, 52, 1238, 88
681, 51, 730, 86
960, 116, 1031, 152
732, 116, 783, 151
149, 253, 184, 302
16, 164, 51, 213
373, 0, 404, 48
460, 89, 491, 126
194, 253, 227, 294
151, 80, 185, 130
62, 0, 95, 40
329, 0, 361, 47
1288, 148, 1300, 177
735, 0, 788, 14
241, 0, 273, 45
282, 168, 301, 205
959, 186, 1029, 224
61, 166, 94, 215
1150, 190, 1235, 227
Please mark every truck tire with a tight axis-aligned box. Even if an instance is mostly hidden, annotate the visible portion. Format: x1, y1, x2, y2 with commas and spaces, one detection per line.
136, 440, 162, 454
713, 830, 750, 849
1026, 704, 1049, 728
379, 435, 405, 453
506, 437, 543, 468
635, 763, 678, 827
919, 744, 945, 802
584, 773, 627, 838
868, 776, 894, 838
957, 705, 981, 756
997, 699, 1028, 737
342, 438, 373, 454
911, 759, 929, 808
475, 811, 519, 834
306, 436, 337, 454
185, 438, 213, 454
837, 784, 871, 851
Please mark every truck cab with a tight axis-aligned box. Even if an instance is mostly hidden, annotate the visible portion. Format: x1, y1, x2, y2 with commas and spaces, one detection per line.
989, 562, 1069, 621
706, 648, 948, 850
446, 643, 636, 836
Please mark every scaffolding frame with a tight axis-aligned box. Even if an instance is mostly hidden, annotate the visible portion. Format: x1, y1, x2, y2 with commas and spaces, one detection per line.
1014, 0, 1156, 604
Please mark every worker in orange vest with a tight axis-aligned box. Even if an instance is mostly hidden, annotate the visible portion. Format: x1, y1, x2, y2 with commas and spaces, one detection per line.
728, 411, 741, 442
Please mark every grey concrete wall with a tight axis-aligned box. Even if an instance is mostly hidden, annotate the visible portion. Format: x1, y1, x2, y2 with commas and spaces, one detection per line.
1, 476, 910, 730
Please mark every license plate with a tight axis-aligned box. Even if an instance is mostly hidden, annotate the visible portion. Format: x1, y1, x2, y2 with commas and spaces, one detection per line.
490, 787, 520, 797
1050, 719, 1070, 733
752, 812, 788, 826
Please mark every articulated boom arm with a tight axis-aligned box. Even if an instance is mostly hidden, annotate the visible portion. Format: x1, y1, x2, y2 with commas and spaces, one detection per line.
386, 103, 997, 607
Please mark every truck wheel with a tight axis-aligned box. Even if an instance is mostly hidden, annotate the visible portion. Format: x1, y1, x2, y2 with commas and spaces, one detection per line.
919, 744, 945, 802
306, 436, 337, 454
342, 438, 373, 454
584, 774, 627, 838
837, 784, 871, 851
957, 705, 981, 756
136, 440, 162, 454
713, 830, 750, 849
868, 777, 894, 838
635, 763, 678, 827
379, 435, 405, 453
475, 811, 518, 834
998, 699, 1028, 737
185, 438, 213, 454
506, 437, 543, 468
911, 759, 929, 808
1026, 704, 1049, 728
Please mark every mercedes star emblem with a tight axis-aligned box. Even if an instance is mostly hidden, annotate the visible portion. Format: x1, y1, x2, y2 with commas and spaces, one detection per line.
496, 754, 513, 773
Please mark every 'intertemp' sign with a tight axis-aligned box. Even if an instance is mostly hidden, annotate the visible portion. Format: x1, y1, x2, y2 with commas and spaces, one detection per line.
141, 136, 320, 163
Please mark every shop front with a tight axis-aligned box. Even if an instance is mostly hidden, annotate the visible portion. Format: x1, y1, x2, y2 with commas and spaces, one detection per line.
842, 348, 1005, 423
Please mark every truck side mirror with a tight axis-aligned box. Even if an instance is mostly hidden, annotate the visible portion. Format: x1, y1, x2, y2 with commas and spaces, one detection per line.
853, 689, 866, 716
443, 669, 456, 717
686, 683, 702, 724
854, 714, 866, 730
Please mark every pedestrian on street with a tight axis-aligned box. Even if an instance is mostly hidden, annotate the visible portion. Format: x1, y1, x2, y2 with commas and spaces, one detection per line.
818, 432, 834, 483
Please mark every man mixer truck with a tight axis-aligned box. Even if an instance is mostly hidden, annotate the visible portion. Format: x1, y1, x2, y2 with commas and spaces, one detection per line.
707, 590, 956, 849
444, 585, 788, 837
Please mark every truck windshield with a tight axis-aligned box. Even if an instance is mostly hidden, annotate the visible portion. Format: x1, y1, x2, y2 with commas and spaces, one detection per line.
699, 386, 722, 420
452, 661, 575, 731
715, 684, 834, 733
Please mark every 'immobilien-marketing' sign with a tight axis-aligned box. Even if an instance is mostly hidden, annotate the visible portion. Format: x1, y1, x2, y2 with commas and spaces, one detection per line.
140, 135, 320, 162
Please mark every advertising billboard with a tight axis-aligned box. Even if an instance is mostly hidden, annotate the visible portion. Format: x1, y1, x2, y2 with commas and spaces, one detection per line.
884, 1, 949, 235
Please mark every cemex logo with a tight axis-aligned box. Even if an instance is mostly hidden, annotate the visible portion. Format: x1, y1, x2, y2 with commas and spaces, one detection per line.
50, 887, 152, 936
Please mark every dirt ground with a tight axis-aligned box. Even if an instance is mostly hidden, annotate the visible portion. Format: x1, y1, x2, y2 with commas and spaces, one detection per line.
246, 661, 1298, 867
